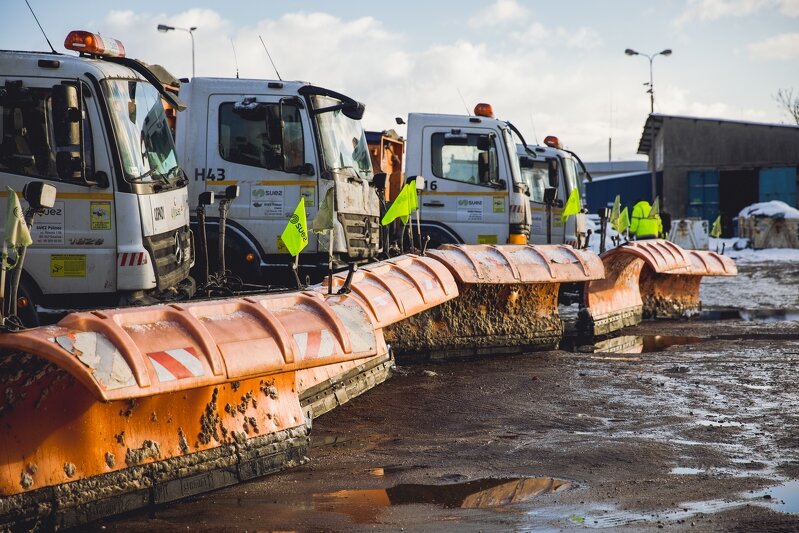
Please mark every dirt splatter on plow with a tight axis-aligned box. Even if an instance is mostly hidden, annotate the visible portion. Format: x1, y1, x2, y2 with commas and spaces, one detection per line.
0, 292, 387, 531
384, 245, 604, 358
580, 239, 737, 337
302, 255, 458, 418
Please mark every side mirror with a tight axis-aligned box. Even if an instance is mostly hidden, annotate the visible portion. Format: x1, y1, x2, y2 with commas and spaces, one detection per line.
300, 162, 315, 176
224, 185, 240, 200
543, 187, 557, 206
52, 83, 83, 181
548, 159, 560, 189
476, 133, 493, 151
372, 172, 387, 190
342, 101, 365, 121
23, 182, 57, 210
90, 171, 110, 189
199, 191, 215, 206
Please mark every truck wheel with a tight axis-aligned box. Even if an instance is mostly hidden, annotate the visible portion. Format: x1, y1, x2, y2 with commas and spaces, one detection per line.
14, 279, 40, 329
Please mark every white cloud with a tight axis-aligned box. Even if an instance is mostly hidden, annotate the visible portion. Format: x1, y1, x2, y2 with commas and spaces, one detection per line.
511, 24, 602, 49
676, 0, 799, 24
748, 32, 799, 59
467, 0, 529, 28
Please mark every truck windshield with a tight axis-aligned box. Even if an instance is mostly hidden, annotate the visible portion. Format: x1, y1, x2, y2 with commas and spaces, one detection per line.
310, 95, 372, 180
103, 79, 179, 183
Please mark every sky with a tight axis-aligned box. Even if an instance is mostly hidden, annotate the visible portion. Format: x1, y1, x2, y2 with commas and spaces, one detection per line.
2, 0, 797, 162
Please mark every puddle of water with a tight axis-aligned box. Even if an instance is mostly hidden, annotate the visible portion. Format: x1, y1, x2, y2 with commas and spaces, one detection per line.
759, 480, 799, 514
313, 477, 573, 523
585, 335, 704, 354
701, 308, 799, 322
368, 465, 413, 477
695, 419, 743, 428
671, 467, 706, 475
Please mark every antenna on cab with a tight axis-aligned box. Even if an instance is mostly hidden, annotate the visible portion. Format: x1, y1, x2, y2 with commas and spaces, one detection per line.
259, 35, 282, 81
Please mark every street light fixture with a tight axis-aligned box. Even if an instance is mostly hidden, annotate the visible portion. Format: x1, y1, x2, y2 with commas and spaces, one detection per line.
157, 23, 197, 78
626, 47, 672, 204
625, 48, 672, 114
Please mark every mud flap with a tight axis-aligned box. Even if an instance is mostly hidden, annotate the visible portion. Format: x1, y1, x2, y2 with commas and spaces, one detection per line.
581, 240, 737, 337
386, 245, 604, 358
299, 255, 458, 418
0, 291, 386, 530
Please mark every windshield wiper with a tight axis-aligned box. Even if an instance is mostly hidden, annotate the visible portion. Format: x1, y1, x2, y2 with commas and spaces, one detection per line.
129, 168, 158, 182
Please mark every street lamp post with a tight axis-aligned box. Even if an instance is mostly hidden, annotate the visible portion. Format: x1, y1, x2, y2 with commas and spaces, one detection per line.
625, 47, 672, 204
157, 24, 197, 78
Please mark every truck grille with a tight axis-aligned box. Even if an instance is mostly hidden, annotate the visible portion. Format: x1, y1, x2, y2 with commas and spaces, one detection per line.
143, 227, 193, 291
339, 213, 380, 260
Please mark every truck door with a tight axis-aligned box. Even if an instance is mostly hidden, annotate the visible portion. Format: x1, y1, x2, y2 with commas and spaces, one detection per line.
419, 127, 510, 245
0, 77, 116, 296
204, 94, 317, 259
520, 157, 565, 244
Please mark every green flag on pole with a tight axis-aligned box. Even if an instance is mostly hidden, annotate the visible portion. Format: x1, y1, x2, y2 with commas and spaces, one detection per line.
649, 196, 660, 218
381, 182, 416, 226
618, 207, 630, 234
280, 197, 308, 256
609, 195, 621, 228
4, 187, 32, 249
560, 187, 581, 223
710, 215, 722, 238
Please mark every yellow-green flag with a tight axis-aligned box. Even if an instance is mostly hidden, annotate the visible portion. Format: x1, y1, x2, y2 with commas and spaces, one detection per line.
649, 196, 660, 218
280, 197, 308, 256
560, 187, 580, 223
4, 187, 32, 248
381, 183, 415, 225
618, 207, 630, 233
710, 215, 722, 238
609, 195, 620, 227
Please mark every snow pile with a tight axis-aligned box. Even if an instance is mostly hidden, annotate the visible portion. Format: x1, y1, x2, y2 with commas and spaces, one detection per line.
738, 200, 799, 220
710, 237, 799, 263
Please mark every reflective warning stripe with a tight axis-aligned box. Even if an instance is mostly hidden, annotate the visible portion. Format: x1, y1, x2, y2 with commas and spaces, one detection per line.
119, 252, 148, 266
147, 347, 204, 382
293, 330, 338, 359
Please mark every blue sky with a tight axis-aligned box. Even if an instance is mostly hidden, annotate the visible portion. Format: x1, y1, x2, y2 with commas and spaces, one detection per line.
2, 0, 797, 161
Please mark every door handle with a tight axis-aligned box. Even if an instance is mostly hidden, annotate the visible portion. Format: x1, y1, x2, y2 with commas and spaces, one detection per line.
423, 201, 445, 207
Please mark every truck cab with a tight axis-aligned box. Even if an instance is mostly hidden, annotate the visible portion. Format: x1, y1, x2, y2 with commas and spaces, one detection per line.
517, 137, 589, 246
0, 31, 194, 324
175, 78, 381, 284
404, 104, 530, 248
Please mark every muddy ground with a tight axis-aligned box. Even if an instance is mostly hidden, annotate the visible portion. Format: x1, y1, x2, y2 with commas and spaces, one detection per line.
94, 258, 799, 532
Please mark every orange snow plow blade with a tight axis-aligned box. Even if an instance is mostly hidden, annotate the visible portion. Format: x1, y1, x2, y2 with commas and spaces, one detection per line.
301, 254, 459, 417
0, 292, 385, 531
385, 244, 604, 358
581, 240, 737, 336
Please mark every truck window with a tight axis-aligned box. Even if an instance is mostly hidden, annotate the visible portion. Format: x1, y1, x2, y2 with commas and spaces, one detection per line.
0, 85, 93, 182
563, 156, 582, 196
431, 132, 499, 185
520, 160, 549, 203
218, 101, 304, 172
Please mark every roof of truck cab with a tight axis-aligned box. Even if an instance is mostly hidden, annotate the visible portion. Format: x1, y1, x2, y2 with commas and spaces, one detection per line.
407, 112, 505, 129
181, 77, 310, 95
516, 143, 568, 160
0, 49, 145, 80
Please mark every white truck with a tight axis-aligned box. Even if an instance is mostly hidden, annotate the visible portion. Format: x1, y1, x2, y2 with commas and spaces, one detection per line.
516, 137, 590, 246
403, 104, 587, 249
173, 78, 381, 284
0, 31, 194, 326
